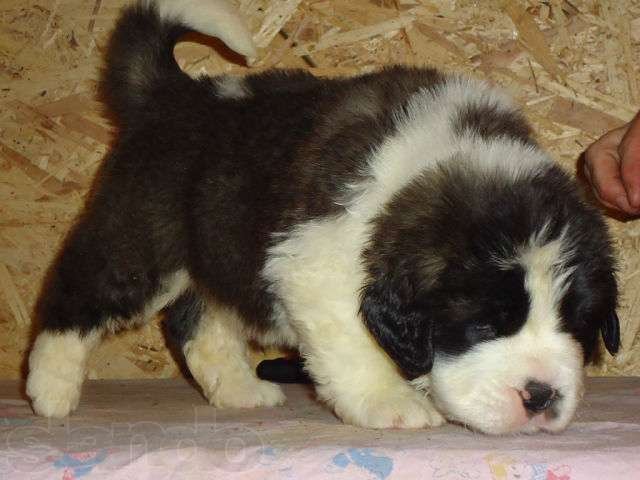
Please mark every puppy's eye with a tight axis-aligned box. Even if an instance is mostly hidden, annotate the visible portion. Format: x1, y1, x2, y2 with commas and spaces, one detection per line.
472, 324, 497, 339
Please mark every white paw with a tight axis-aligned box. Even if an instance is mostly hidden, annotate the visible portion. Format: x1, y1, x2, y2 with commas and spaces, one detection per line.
198, 367, 286, 408
333, 387, 446, 429
26, 368, 82, 418
26, 330, 97, 418
212, 378, 286, 408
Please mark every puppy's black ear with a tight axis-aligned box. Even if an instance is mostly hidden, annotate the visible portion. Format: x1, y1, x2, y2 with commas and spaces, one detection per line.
601, 310, 620, 356
360, 274, 433, 379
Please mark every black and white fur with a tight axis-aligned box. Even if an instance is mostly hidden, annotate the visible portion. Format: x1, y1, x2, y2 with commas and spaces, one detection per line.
26, 0, 620, 434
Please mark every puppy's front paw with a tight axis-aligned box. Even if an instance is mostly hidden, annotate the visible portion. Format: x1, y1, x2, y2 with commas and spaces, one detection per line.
333, 388, 445, 429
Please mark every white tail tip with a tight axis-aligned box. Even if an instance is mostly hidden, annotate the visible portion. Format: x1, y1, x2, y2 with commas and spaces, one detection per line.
155, 0, 258, 59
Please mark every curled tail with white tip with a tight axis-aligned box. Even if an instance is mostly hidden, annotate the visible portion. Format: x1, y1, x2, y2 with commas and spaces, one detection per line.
102, 0, 256, 123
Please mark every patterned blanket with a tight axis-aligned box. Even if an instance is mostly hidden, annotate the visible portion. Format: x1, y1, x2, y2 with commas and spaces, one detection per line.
1, 377, 638, 479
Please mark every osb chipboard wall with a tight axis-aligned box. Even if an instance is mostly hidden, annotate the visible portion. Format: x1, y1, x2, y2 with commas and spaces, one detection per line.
1, 0, 639, 379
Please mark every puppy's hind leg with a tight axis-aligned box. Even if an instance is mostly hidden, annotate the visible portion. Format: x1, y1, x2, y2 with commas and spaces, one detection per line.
165, 295, 285, 408
27, 233, 190, 418
27, 328, 103, 419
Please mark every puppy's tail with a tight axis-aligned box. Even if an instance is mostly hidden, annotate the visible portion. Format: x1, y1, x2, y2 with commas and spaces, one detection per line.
102, 0, 256, 123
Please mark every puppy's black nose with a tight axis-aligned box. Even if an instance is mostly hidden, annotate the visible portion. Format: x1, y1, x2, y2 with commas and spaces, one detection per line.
522, 381, 557, 414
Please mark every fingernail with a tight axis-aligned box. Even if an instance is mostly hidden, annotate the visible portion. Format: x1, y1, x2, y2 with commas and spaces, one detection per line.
616, 195, 632, 212
630, 190, 640, 209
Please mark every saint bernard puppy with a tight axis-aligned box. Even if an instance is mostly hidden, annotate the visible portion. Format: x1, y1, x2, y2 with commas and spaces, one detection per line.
26, 0, 620, 434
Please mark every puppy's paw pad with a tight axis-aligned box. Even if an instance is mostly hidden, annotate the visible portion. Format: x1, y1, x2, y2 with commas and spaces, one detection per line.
208, 377, 286, 408
27, 370, 81, 418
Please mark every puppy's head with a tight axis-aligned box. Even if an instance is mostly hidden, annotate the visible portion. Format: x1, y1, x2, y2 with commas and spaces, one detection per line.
361, 160, 618, 434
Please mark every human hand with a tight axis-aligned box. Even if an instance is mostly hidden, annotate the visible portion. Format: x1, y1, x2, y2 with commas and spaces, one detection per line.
583, 113, 640, 215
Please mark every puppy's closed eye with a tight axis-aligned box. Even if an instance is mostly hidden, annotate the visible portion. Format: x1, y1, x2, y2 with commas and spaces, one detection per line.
470, 324, 497, 342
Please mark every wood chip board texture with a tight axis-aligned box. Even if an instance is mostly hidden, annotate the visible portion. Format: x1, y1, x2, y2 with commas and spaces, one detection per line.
1, 0, 639, 379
